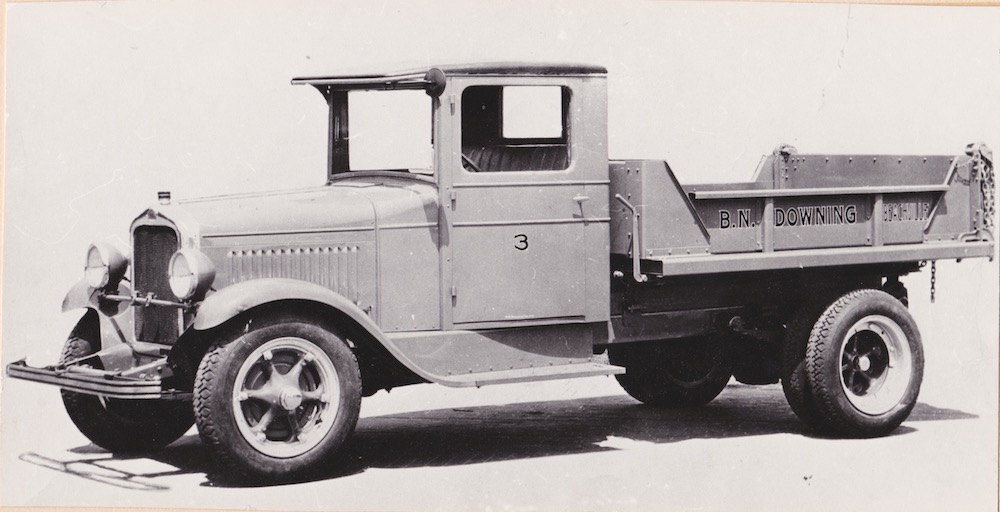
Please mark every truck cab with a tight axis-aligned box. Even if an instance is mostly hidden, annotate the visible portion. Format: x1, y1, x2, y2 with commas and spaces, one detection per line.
290, 63, 613, 332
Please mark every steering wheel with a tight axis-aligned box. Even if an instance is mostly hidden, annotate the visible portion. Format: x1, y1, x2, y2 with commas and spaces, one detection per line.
462, 154, 483, 173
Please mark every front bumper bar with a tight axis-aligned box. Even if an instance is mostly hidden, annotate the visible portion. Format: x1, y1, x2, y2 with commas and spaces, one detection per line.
5, 360, 177, 400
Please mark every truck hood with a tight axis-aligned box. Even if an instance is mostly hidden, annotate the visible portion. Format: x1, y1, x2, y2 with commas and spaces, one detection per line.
157, 177, 439, 240
179, 186, 375, 237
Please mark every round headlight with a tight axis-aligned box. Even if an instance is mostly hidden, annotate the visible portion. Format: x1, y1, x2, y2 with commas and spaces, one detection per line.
85, 243, 129, 289
168, 249, 215, 300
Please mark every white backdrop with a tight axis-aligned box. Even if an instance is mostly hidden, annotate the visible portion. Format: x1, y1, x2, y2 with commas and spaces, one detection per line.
2, 1, 998, 509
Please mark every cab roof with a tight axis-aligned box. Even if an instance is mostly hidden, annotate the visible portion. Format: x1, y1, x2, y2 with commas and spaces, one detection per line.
292, 62, 606, 83
291, 62, 606, 97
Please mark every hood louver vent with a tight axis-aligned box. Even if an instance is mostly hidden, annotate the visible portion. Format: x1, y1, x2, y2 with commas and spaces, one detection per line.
227, 246, 360, 303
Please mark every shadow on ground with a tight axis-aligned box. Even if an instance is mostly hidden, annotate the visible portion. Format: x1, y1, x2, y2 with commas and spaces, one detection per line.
23, 384, 978, 489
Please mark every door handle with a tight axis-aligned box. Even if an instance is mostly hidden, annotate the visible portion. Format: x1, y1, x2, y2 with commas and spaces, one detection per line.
573, 195, 590, 204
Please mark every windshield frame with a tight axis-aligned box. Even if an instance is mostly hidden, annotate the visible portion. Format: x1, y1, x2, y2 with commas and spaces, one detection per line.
317, 88, 436, 180
295, 69, 446, 181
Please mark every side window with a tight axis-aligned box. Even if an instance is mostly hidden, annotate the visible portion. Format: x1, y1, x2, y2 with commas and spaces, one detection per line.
461, 85, 570, 172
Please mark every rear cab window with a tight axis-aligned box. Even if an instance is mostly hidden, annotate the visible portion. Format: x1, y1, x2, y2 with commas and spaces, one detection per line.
461, 85, 571, 173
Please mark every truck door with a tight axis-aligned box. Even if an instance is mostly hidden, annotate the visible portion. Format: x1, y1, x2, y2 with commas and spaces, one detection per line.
450, 83, 589, 325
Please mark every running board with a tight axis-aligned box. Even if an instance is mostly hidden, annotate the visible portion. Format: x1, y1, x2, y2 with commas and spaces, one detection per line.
443, 362, 625, 388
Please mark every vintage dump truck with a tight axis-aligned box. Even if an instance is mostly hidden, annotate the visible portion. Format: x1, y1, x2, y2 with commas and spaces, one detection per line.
6, 63, 995, 480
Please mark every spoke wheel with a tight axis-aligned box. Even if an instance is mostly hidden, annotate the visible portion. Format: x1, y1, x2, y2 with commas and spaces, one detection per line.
805, 289, 923, 437
194, 317, 361, 481
232, 337, 340, 458
839, 315, 912, 415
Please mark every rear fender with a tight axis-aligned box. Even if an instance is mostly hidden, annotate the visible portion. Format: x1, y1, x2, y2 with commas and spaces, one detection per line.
191, 278, 440, 384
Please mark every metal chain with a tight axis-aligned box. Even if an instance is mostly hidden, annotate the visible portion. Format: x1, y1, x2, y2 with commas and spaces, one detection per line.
969, 142, 995, 232
930, 261, 937, 304
980, 156, 995, 231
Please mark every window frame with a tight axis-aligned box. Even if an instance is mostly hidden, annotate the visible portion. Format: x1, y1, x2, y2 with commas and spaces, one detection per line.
459, 83, 574, 174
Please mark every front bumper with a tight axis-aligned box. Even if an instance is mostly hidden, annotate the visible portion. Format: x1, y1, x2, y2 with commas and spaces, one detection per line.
27, 277, 194, 400
5, 359, 189, 400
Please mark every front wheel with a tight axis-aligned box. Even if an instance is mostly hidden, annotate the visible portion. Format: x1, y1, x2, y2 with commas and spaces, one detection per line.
609, 337, 732, 408
805, 289, 924, 437
194, 317, 362, 481
60, 337, 194, 452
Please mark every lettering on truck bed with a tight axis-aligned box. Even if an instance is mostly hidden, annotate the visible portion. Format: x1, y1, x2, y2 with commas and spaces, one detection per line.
718, 201, 931, 229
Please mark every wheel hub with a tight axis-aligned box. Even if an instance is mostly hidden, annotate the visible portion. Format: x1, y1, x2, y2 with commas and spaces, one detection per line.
855, 355, 872, 372
279, 388, 303, 410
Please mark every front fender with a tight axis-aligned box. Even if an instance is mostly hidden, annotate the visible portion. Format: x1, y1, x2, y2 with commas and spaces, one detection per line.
60, 281, 136, 369
62, 278, 96, 313
192, 278, 375, 331
62, 278, 131, 317
191, 278, 442, 384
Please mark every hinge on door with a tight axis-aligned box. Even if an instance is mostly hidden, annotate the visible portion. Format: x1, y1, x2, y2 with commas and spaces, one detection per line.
450, 189, 457, 208
450, 286, 457, 298
449, 94, 456, 115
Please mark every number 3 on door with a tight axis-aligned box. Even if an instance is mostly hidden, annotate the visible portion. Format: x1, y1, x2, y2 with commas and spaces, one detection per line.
514, 234, 529, 251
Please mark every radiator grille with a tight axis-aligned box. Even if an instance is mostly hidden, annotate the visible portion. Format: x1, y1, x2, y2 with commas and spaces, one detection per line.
133, 226, 180, 343
228, 246, 360, 302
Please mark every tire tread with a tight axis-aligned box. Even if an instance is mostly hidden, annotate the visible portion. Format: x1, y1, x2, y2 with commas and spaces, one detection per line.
804, 289, 923, 437
780, 302, 827, 430
192, 316, 362, 481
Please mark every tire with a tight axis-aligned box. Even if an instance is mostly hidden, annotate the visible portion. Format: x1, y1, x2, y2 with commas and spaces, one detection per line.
60, 337, 194, 452
805, 289, 924, 437
728, 336, 780, 386
780, 302, 828, 430
881, 278, 909, 308
193, 317, 362, 481
609, 337, 731, 407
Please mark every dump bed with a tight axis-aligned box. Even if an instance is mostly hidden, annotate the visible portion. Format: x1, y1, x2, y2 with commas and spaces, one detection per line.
609, 144, 994, 278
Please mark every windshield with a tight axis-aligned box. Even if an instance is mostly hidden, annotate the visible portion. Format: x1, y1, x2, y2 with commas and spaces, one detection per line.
346, 90, 433, 174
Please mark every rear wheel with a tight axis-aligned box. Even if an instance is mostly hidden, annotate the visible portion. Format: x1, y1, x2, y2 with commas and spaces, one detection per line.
805, 290, 923, 437
194, 317, 361, 480
60, 337, 194, 452
780, 302, 828, 430
609, 337, 731, 407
